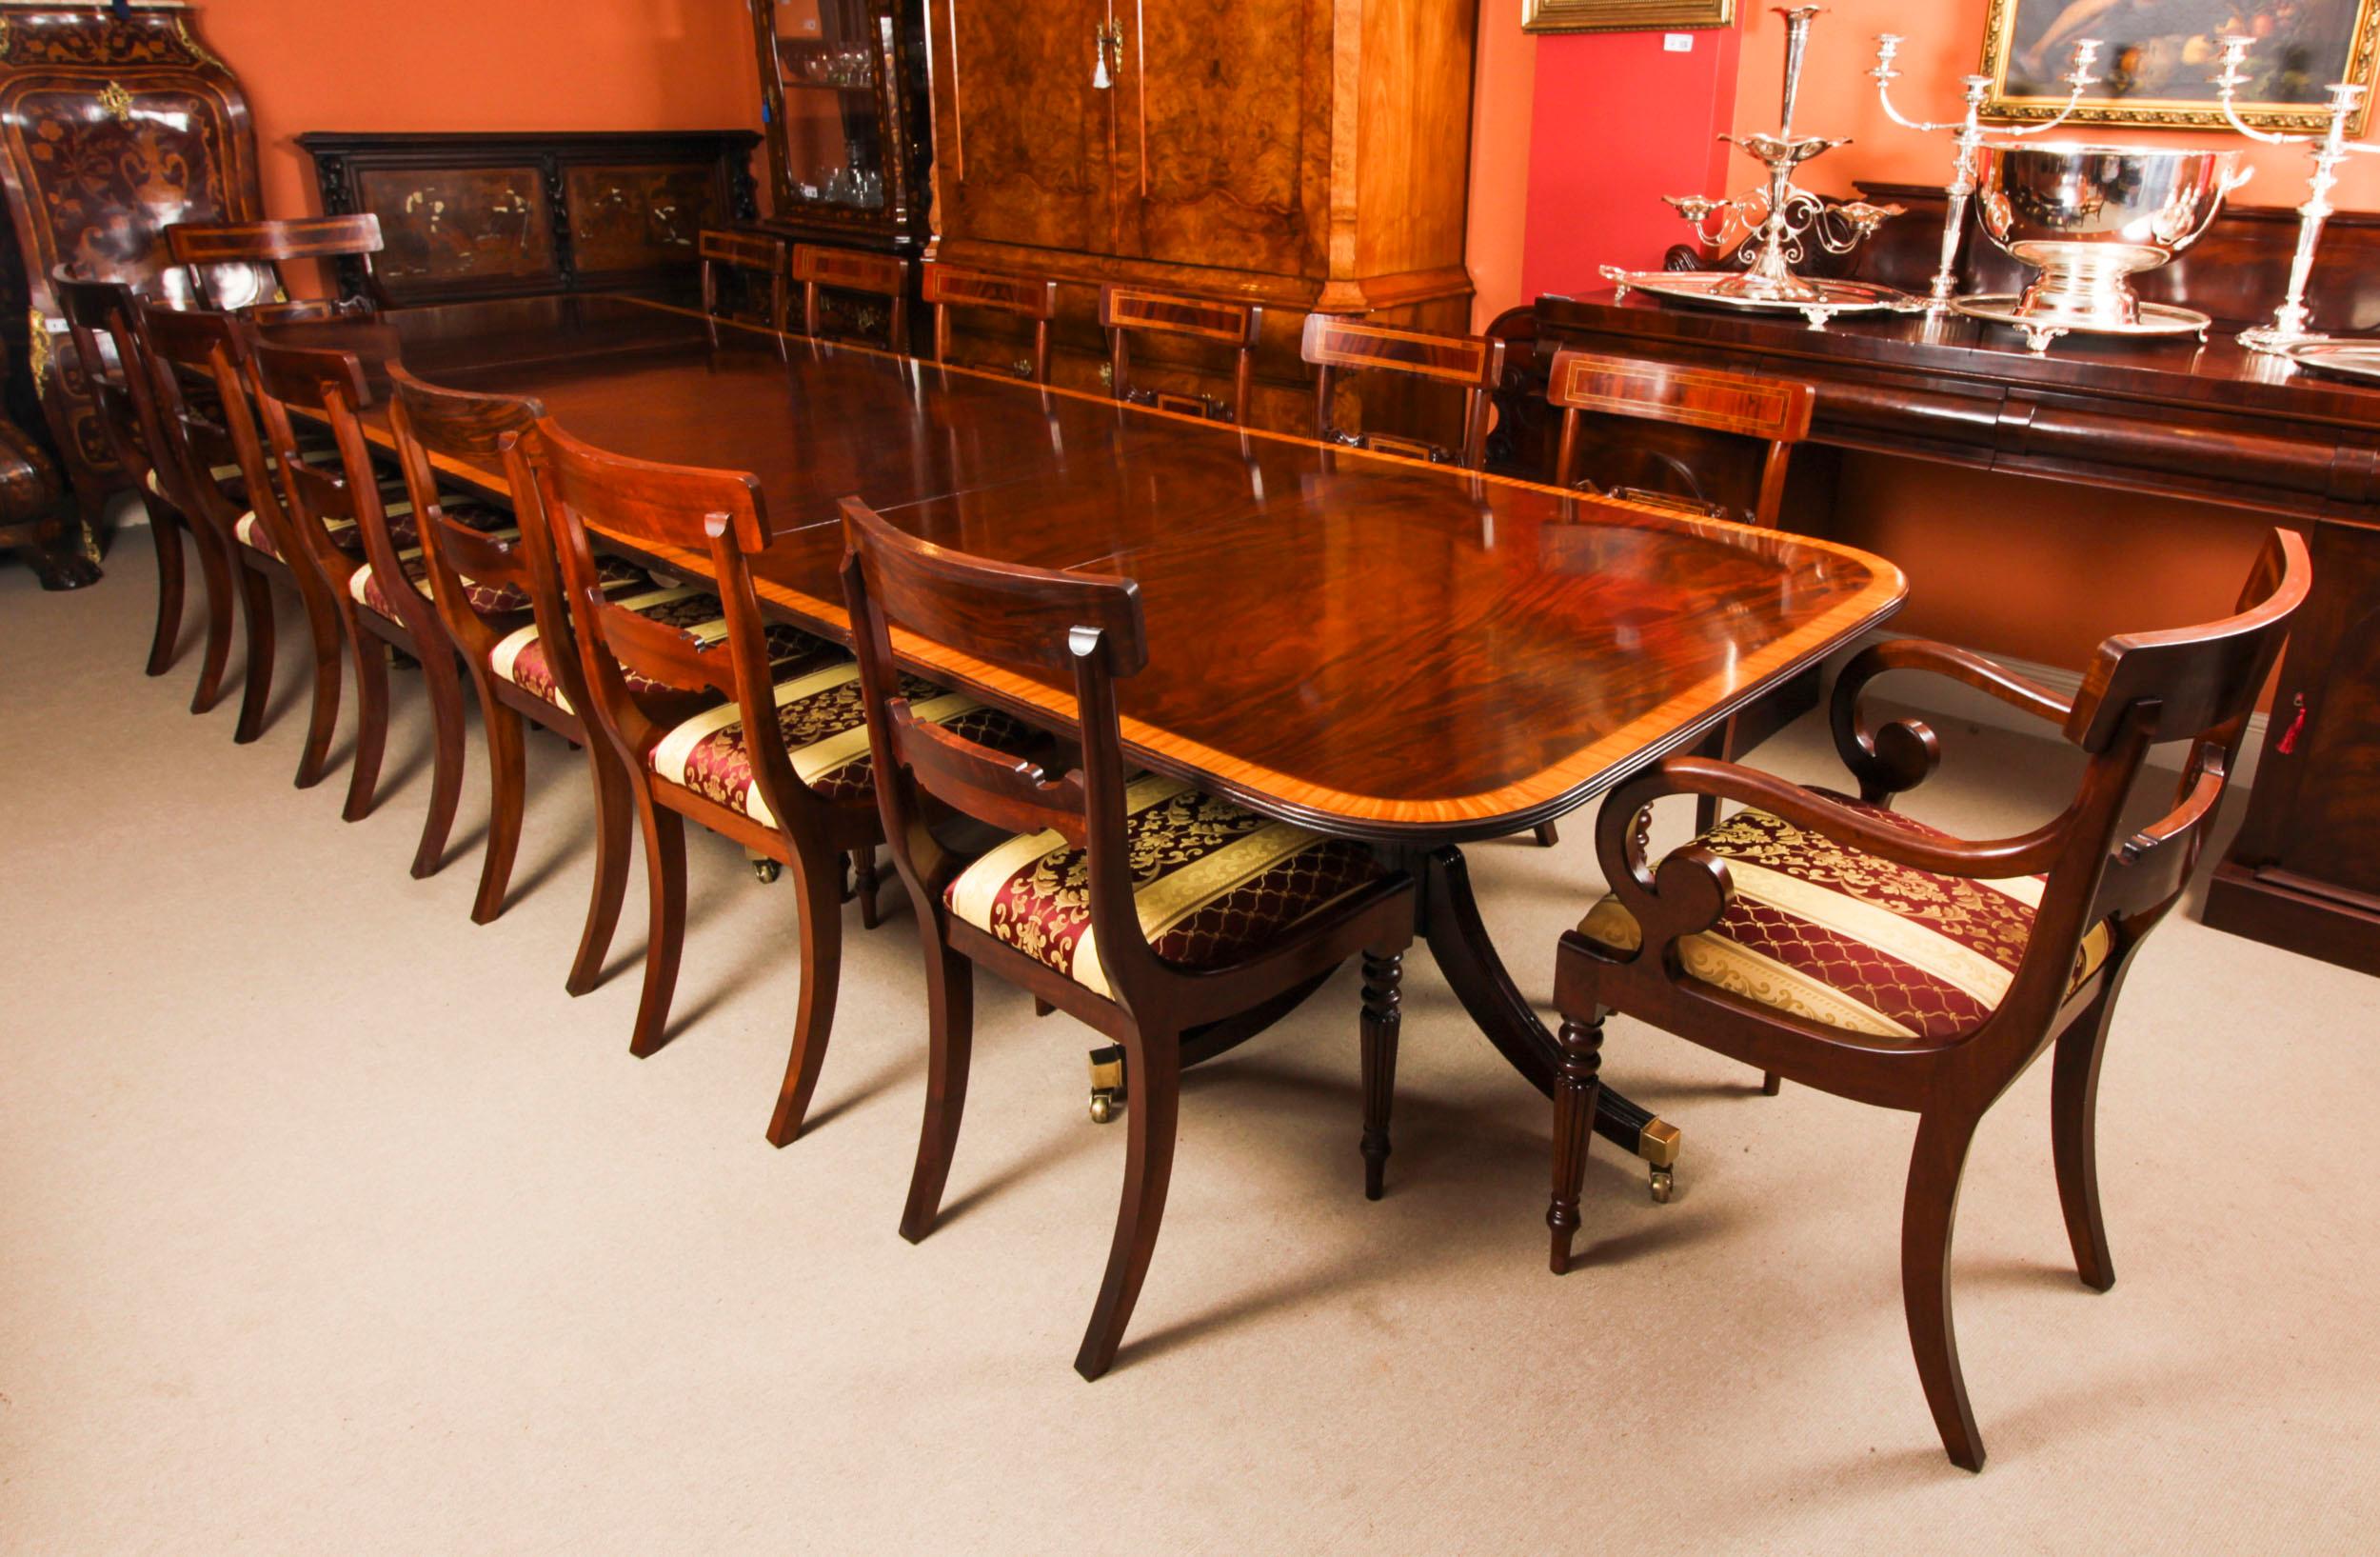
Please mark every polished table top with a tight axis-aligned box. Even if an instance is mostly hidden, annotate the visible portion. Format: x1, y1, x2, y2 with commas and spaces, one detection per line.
318, 295, 1908, 843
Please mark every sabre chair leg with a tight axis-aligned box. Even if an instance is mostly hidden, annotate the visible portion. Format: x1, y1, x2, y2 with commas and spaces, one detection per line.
343, 624, 392, 822
1547, 1013, 1605, 1274
1904, 1106, 1988, 1472
899, 941, 976, 1241
188, 514, 236, 713
144, 503, 186, 679
764, 841, 847, 1147
473, 695, 527, 925
566, 744, 634, 997
292, 589, 346, 790
233, 564, 277, 746
1074, 1026, 1181, 1381
626, 793, 687, 1058
410, 644, 468, 879
1359, 948, 1402, 1201
2052, 981, 2122, 1293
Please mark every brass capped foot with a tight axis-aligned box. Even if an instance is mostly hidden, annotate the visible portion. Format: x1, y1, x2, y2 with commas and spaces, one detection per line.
1649, 1166, 1675, 1204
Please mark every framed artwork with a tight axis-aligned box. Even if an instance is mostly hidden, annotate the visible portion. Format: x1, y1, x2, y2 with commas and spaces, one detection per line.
1981, 0, 2380, 132
1521, 0, 1734, 34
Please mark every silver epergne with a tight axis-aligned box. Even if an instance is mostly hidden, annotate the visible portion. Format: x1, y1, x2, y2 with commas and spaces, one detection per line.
2210, 34, 2379, 356
1871, 33, 2103, 310
1602, 7, 1912, 330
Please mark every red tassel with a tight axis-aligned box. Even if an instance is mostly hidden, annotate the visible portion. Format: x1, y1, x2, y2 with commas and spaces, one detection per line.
2276, 696, 2306, 757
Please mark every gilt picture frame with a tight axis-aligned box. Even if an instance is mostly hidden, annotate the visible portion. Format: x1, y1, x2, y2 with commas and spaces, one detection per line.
1521, 0, 1735, 35
1980, 0, 2380, 134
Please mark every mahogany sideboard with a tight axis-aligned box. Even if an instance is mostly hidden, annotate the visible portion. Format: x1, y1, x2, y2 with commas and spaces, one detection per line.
299, 130, 760, 309
1503, 222, 2380, 976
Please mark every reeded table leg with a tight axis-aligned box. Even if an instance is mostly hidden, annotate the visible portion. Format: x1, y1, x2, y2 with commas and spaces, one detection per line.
1418, 846, 1680, 1176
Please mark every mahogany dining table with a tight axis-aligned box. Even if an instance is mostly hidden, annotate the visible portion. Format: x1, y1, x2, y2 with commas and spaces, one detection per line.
279, 292, 1911, 1193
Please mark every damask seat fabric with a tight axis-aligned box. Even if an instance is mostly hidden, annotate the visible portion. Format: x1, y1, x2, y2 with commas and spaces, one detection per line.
650, 662, 1036, 825
486, 582, 845, 714
347, 502, 528, 618
1577, 788, 2112, 1042
943, 773, 1389, 1000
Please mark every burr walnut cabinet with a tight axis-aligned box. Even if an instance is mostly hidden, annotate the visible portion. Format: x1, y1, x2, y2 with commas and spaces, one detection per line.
922, 0, 1479, 430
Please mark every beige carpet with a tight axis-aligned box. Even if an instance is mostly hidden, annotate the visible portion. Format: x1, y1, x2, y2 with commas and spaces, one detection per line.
4, 555, 2375, 1555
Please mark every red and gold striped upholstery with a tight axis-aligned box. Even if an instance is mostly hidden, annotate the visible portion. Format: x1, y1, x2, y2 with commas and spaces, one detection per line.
944, 774, 1388, 999
650, 662, 1036, 822
1579, 790, 2112, 1041
487, 580, 843, 714
348, 502, 522, 617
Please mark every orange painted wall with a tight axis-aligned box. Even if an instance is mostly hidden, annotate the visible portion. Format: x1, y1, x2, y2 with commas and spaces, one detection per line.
200, 0, 763, 294
1465, 13, 1537, 328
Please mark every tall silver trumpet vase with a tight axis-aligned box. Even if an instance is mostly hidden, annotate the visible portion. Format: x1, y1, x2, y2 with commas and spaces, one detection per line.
1872, 34, 2102, 310
2211, 35, 2379, 354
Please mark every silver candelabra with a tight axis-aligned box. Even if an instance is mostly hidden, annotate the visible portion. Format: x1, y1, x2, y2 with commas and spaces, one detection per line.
1663, 7, 1903, 305
1872, 35, 2101, 310
2211, 35, 2378, 354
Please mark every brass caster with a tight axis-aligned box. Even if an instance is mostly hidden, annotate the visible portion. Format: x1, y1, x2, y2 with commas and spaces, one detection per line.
1087, 1044, 1126, 1125
750, 857, 782, 885
1649, 1166, 1674, 1204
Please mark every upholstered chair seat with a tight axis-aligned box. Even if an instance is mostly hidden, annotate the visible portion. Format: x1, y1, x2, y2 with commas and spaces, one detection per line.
347, 501, 524, 618
650, 662, 1036, 822
944, 773, 1393, 999
1577, 789, 2112, 1042
487, 580, 843, 713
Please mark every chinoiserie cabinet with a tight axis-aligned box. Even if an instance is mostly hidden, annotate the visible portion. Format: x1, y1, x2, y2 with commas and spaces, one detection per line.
746, 0, 931, 258
0, 0, 262, 587
924, 0, 1479, 430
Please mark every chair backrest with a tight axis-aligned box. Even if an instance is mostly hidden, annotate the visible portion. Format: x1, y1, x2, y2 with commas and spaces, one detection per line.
1545, 348, 1815, 528
1299, 313, 1506, 469
790, 243, 910, 350
135, 303, 279, 544
385, 367, 554, 672
698, 228, 790, 340
52, 274, 151, 488
922, 261, 1059, 384
1099, 285, 1262, 424
166, 214, 387, 312
246, 340, 403, 598
839, 495, 1165, 994
517, 415, 817, 825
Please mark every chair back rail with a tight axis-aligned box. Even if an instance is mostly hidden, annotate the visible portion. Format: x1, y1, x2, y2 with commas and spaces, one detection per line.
166, 214, 387, 312
52, 274, 150, 485
1299, 313, 1505, 469
838, 495, 1156, 1000
1099, 285, 1262, 425
523, 416, 824, 838
1546, 348, 1815, 528
135, 304, 283, 548
386, 367, 551, 669
698, 228, 790, 344
922, 261, 1059, 383
791, 243, 911, 350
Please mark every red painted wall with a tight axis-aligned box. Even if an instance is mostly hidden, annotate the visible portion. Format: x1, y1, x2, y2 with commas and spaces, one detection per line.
1517, 27, 1739, 305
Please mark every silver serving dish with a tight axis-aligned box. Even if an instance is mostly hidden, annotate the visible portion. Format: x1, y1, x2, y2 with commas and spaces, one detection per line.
1952, 293, 2210, 355
2274, 340, 2380, 386
1601, 267, 1921, 331
1973, 142, 2249, 332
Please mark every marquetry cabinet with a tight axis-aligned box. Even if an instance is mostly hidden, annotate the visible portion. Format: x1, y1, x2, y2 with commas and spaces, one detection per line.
924, 0, 1479, 429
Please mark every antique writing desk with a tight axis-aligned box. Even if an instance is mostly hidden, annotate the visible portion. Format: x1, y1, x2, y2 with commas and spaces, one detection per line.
300, 295, 1908, 1186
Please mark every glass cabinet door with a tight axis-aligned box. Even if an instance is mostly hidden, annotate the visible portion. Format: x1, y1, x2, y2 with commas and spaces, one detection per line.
764, 0, 890, 212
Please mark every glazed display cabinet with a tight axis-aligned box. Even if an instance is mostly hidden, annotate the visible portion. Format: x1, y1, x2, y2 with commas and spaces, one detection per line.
746, 0, 929, 257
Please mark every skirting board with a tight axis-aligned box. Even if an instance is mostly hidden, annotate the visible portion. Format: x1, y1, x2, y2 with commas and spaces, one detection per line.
1822, 630, 2267, 789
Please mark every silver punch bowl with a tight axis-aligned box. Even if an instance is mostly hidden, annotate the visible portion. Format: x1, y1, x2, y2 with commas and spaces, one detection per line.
1973, 143, 2248, 329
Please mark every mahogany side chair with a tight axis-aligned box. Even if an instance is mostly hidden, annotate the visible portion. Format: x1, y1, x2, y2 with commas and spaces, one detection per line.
1545, 347, 1814, 529
921, 260, 1058, 383
836, 496, 1417, 1379
1099, 285, 1262, 424
137, 303, 354, 785
790, 243, 911, 351
518, 417, 1038, 1139
384, 367, 664, 968
1299, 313, 1505, 470
698, 229, 790, 347
54, 274, 223, 700
1543, 530, 2310, 1470
166, 213, 387, 312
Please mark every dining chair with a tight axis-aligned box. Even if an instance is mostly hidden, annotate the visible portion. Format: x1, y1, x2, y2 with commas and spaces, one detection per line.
165, 213, 387, 313
1542, 529, 2310, 1470
137, 303, 356, 785
1545, 347, 1814, 529
518, 417, 1037, 1141
836, 496, 1417, 1379
922, 260, 1058, 383
698, 228, 790, 343
790, 243, 911, 351
1299, 313, 1505, 469
1099, 285, 1262, 424
55, 274, 225, 700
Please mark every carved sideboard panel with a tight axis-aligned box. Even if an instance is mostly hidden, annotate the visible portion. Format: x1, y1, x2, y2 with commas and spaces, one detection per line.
301, 130, 758, 307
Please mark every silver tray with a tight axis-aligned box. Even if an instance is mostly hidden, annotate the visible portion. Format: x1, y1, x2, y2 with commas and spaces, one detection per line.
1951, 294, 2211, 355
2274, 340, 2380, 386
1600, 267, 1921, 330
